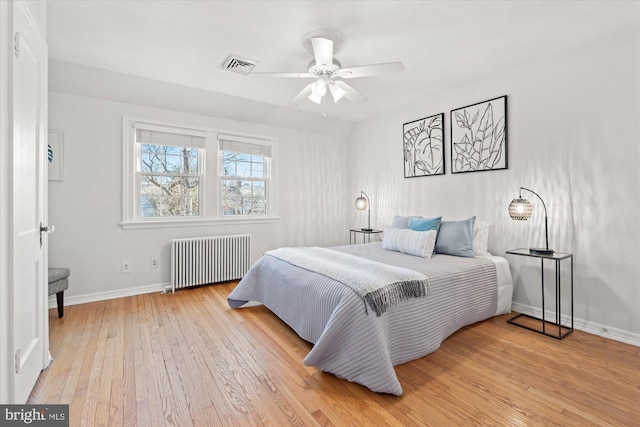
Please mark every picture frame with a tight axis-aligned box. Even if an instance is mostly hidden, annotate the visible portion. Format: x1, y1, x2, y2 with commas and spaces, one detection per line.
450, 95, 507, 174
48, 129, 64, 181
403, 113, 445, 178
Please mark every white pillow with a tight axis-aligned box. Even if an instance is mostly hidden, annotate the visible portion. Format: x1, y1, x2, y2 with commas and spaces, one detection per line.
473, 220, 491, 256
382, 227, 437, 259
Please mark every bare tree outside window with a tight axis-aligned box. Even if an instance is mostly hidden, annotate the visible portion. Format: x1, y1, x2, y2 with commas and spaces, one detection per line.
139, 144, 200, 217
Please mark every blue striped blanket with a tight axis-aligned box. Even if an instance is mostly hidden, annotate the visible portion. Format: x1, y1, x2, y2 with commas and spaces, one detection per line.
265, 246, 428, 316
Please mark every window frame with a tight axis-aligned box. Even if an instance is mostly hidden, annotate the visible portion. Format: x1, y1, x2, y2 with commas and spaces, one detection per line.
217, 134, 274, 219
121, 116, 278, 229
137, 127, 205, 220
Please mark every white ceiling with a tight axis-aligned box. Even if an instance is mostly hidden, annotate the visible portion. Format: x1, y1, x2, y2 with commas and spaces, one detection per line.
46, 1, 636, 123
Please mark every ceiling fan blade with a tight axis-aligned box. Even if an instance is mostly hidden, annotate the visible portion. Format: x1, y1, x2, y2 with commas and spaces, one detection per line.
333, 80, 367, 104
338, 62, 404, 79
249, 72, 313, 78
311, 37, 334, 69
288, 82, 315, 106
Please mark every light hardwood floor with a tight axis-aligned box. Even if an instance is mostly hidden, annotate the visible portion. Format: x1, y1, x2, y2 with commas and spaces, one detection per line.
30, 281, 639, 426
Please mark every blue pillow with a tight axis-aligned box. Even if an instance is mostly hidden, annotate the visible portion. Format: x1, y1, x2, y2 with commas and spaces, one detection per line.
435, 216, 476, 257
391, 215, 421, 229
408, 216, 442, 232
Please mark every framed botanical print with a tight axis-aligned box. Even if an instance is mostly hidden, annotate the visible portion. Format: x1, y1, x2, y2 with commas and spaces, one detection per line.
450, 96, 507, 174
403, 113, 445, 178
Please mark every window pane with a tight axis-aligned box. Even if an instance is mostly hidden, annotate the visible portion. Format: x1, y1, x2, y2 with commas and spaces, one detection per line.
236, 162, 251, 178
141, 151, 163, 172
184, 178, 200, 216
220, 179, 266, 216
251, 162, 264, 178
164, 155, 182, 173
251, 198, 266, 214
236, 153, 250, 162
222, 153, 236, 176
253, 180, 265, 197
141, 144, 201, 175
141, 175, 162, 196
164, 145, 180, 155
188, 152, 198, 172
140, 174, 200, 217
140, 195, 159, 217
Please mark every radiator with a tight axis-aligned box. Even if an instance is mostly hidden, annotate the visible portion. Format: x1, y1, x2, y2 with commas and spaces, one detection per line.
168, 234, 251, 292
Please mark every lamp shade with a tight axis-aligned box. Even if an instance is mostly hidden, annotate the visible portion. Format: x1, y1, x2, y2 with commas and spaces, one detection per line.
355, 196, 368, 210
329, 82, 346, 103
509, 197, 532, 220
311, 80, 327, 96
307, 80, 327, 104
308, 92, 323, 104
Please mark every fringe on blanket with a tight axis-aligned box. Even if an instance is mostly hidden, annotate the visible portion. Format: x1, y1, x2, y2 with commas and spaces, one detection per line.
363, 279, 427, 317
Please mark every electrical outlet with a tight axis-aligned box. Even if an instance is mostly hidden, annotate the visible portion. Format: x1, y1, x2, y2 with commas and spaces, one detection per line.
121, 261, 131, 274
151, 257, 159, 268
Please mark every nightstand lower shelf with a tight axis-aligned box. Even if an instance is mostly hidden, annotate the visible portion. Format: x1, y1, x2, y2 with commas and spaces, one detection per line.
507, 312, 573, 340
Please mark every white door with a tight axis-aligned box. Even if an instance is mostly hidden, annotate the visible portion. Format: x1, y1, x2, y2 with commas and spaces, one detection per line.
11, 2, 49, 403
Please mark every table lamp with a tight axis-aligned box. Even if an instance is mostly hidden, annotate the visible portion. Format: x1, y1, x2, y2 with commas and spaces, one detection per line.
509, 187, 554, 255
355, 191, 372, 231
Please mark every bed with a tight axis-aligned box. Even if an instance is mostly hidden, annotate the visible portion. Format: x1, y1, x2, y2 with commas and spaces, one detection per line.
228, 220, 513, 396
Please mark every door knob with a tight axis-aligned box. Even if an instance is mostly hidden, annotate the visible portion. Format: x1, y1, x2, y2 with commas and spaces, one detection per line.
40, 224, 55, 233
39, 222, 54, 247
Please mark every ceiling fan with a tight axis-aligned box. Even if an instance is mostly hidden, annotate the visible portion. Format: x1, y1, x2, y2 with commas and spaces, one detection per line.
249, 30, 404, 106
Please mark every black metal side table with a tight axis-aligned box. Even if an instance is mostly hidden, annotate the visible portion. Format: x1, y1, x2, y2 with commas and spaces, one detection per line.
506, 248, 574, 339
349, 229, 383, 244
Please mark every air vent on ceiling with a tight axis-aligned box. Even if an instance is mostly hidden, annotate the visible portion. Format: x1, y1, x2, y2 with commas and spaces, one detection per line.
222, 54, 257, 75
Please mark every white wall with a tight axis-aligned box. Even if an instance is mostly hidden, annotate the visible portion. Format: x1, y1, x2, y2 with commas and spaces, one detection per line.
48, 91, 349, 302
346, 25, 640, 343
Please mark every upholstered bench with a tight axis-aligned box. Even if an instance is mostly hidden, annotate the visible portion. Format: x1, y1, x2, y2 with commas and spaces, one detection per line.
48, 267, 70, 318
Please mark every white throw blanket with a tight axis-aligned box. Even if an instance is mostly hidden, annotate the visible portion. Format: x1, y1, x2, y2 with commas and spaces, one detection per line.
265, 247, 428, 316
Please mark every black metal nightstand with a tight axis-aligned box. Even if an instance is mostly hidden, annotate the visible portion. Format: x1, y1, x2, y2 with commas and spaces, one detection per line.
349, 229, 383, 245
506, 248, 574, 339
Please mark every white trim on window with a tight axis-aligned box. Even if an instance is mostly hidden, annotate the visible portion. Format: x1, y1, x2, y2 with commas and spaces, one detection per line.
121, 116, 279, 229
217, 134, 276, 218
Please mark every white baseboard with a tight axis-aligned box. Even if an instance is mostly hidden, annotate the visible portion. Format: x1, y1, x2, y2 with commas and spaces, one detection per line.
48, 282, 169, 308
510, 302, 640, 348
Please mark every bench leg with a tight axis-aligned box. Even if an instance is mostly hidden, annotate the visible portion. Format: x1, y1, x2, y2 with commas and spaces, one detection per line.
56, 291, 64, 318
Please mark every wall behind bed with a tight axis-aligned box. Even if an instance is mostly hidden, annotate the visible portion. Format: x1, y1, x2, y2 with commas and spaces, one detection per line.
47, 61, 352, 305
346, 20, 640, 345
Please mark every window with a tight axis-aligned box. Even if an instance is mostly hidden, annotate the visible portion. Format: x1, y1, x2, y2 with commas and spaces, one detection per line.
122, 117, 278, 229
137, 128, 204, 218
219, 137, 272, 216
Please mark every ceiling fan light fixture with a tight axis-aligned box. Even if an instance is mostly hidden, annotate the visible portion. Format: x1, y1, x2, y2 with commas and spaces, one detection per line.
329, 82, 346, 103
308, 80, 327, 104
308, 92, 323, 104
275, 29, 404, 107
311, 80, 327, 96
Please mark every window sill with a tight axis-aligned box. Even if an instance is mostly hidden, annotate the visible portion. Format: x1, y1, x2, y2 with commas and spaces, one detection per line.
120, 216, 280, 230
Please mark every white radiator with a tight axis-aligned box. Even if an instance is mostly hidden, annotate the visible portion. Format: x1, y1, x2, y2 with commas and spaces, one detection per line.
168, 234, 251, 292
